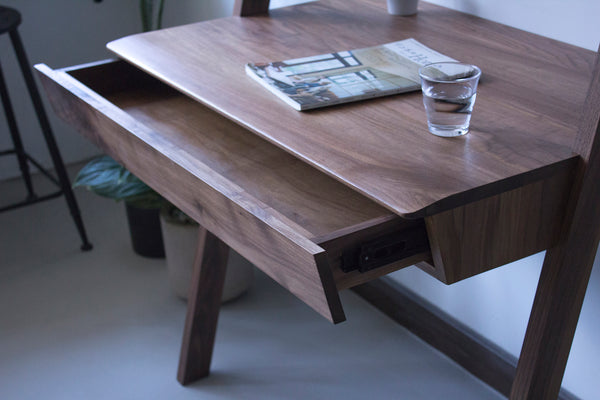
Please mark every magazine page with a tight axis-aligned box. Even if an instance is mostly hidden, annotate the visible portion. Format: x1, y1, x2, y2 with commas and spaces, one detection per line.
246, 38, 456, 110
356, 38, 457, 83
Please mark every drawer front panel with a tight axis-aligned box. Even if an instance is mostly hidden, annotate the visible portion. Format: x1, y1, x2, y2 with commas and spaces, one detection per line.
314, 216, 431, 290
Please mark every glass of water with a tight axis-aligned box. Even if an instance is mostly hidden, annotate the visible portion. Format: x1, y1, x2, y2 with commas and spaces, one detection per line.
419, 62, 481, 137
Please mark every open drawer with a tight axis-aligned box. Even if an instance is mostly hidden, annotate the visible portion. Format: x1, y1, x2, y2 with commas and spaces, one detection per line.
35, 60, 431, 323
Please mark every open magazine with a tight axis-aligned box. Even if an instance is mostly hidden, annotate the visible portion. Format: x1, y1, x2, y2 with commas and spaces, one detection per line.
245, 38, 456, 111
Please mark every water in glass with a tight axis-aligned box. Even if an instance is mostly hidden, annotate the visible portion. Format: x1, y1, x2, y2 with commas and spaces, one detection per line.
419, 62, 481, 137
422, 85, 476, 137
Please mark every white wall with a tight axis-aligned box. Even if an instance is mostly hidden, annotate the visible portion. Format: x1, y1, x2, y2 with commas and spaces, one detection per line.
427, 0, 600, 51
2, 0, 597, 398
0, 0, 235, 181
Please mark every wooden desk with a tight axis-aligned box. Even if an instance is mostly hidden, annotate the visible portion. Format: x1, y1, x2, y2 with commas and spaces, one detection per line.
35, 0, 600, 398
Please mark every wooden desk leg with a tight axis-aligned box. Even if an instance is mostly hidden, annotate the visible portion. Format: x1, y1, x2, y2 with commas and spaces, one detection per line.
510, 228, 598, 398
233, 0, 270, 16
177, 226, 229, 385
511, 50, 600, 399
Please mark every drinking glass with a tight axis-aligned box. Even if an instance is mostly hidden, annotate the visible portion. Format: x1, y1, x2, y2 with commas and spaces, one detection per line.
387, 0, 419, 15
419, 62, 481, 137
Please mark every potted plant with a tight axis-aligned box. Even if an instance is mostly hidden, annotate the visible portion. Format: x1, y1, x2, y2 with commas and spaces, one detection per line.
75, 156, 253, 300
93, 0, 166, 32
74, 156, 165, 258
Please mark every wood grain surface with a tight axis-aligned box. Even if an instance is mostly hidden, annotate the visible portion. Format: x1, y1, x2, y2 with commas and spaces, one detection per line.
106, 0, 594, 218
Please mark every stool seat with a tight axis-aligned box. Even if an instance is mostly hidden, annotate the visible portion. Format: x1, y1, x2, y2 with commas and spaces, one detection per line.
0, 6, 21, 35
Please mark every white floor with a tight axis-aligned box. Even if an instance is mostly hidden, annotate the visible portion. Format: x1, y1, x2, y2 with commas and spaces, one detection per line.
0, 166, 504, 400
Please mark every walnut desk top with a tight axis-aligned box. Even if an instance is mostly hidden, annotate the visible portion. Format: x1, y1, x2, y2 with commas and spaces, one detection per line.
107, 0, 595, 218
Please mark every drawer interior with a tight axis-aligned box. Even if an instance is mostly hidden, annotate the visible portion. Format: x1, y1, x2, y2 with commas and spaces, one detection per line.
68, 61, 389, 239
41, 60, 431, 322
67, 60, 431, 284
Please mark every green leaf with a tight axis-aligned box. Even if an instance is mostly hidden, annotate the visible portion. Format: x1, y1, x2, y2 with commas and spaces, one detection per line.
74, 156, 163, 208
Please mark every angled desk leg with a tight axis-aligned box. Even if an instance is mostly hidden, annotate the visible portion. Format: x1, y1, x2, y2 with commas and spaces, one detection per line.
511, 50, 600, 399
177, 226, 229, 385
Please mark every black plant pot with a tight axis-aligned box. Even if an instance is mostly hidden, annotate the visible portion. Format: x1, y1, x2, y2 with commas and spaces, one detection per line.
125, 203, 165, 258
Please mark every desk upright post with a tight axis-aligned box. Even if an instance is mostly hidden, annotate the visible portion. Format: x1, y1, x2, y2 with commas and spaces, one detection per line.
511, 50, 600, 399
233, 0, 270, 16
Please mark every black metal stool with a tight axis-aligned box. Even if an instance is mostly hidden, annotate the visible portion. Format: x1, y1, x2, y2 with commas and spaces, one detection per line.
0, 6, 92, 250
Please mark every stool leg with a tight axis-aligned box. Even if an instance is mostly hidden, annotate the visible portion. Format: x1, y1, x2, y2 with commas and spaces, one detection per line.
9, 28, 92, 251
0, 59, 35, 199
177, 227, 229, 385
